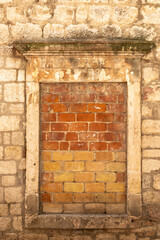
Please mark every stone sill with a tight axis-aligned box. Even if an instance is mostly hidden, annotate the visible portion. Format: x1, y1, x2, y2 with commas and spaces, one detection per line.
25, 214, 142, 229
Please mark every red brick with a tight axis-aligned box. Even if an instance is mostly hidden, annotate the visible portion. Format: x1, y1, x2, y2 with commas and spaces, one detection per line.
77, 113, 95, 122
89, 123, 106, 131
96, 113, 114, 122
108, 142, 124, 151
41, 193, 52, 202
108, 104, 126, 112
60, 94, 79, 102
50, 103, 67, 112
89, 142, 107, 151
118, 94, 125, 102
42, 142, 59, 150
69, 103, 87, 112
70, 83, 86, 92
70, 142, 88, 150
60, 142, 69, 150
117, 172, 126, 182
50, 83, 68, 93
79, 132, 97, 141
108, 123, 125, 131
66, 132, 78, 141
99, 133, 116, 141
79, 94, 96, 102
51, 123, 69, 131
115, 114, 125, 122
58, 113, 75, 122
43, 183, 63, 192
41, 104, 49, 112
70, 123, 88, 131
41, 132, 49, 141
41, 172, 53, 182
117, 133, 126, 141
42, 94, 59, 103
99, 94, 117, 102
88, 83, 105, 93
41, 113, 56, 122
107, 84, 125, 94
41, 123, 50, 131
49, 132, 65, 141
88, 103, 106, 112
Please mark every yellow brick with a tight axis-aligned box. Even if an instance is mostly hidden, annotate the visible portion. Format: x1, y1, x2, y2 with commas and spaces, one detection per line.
96, 152, 115, 161
85, 183, 105, 192
52, 152, 73, 161
65, 162, 84, 171
86, 162, 105, 172
41, 152, 51, 161
54, 172, 74, 182
95, 193, 115, 203
106, 183, 125, 192
75, 172, 95, 182
74, 193, 94, 203
106, 162, 126, 172
53, 193, 73, 203
44, 162, 62, 171
116, 152, 126, 162
64, 204, 84, 213
96, 172, 116, 182
74, 151, 94, 161
64, 183, 84, 192
43, 203, 62, 213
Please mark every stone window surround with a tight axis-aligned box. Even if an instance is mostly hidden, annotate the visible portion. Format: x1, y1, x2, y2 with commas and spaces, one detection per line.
14, 40, 155, 229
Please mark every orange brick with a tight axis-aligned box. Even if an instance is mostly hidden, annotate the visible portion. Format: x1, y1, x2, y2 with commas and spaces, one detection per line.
74, 151, 94, 161
74, 193, 94, 203
99, 133, 116, 141
64, 204, 84, 213
116, 152, 126, 162
108, 142, 124, 151
115, 114, 125, 122
42, 142, 59, 150
117, 132, 125, 141
41, 104, 49, 112
89, 123, 106, 131
53, 193, 73, 203
77, 113, 95, 122
54, 172, 74, 182
69, 103, 87, 112
50, 83, 68, 93
75, 172, 95, 182
41, 172, 53, 182
43, 183, 63, 192
44, 132, 65, 141
43, 203, 62, 213
66, 132, 78, 141
50, 103, 67, 112
116, 193, 126, 203
88, 83, 105, 93
42, 94, 59, 103
96, 113, 114, 122
85, 203, 106, 213
41, 151, 51, 161
106, 162, 126, 172
70, 142, 88, 150
116, 172, 126, 182
89, 142, 107, 151
41, 113, 56, 122
51, 123, 69, 131
60, 94, 79, 102
106, 182, 125, 192
79, 94, 96, 102
70, 83, 86, 93
108, 103, 125, 112
52, 152, 73, 161
41, 193, 52, 202
99, 94, 117, 102
64, 183, 84, 192
118, 94, 125, 103
44, 162, 62, 171
70, 123, 88, 131
41, 123, 50, 131
79, 132, 97, 141
58, 113, 75, 122
65, 162, 84, 171
60, 142, 69, 150
95, 152, 115, 161
108, 123, 125, 131
85, 183, 105, 192
95, 193, 115, 203
96, 173, 116, 182
86, 162, 105, 172
88, 103, 106, 112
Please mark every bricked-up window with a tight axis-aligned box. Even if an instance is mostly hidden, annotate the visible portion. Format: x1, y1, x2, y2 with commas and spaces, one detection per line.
40, 82, 127, 214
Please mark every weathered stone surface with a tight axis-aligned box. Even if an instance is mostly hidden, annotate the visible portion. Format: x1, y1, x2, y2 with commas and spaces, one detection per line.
4, 83, 24, 102
4, 133, 10, 145
119, 234, 136, 240
12, 132, 24, 146
100, 24, 122, 38
124, 26, 156, 41
142, 120, 160, 134
147, 205, 160, 221
0, 217, 11, 231
141, 6, 160, 24
5, 187, 23, 203
27, 4, 52, 24
11, 23, 42, 40
142, 136, 160, 149
143, 160, 160, 173
0, 161, 16, 174
19, 234, 48, 240
6, 57, 22, 69
7, 7, 28, 24
0, 70, 16, 82
18, 70, 25, 82
5, 233, 18, 240
76, 6, 88, 23
153, 174, 160, 190
143, 67, 159, 84
0, 24, 9, 44
142, 174, 151, 189
96, 234, 116, 240
142, 104, 152, 118
0, 204, 8, 216
106, 204, 126, 214
44, 24, 65, 39
2, 176, 16, 186
0, 146, 3, 160
0, 188, 3, 203
89, 6, 111, 24
51, 5, 74, 24
112, 6, 138, 25
143, 190, 160, 204
8, 104, 24, 115
5, 146, 22, 160
13, 216, 22, 231
66, 24, 98, 39
18, 158, 26, 170
10, 203, 22, 215
143, 149, 160, 158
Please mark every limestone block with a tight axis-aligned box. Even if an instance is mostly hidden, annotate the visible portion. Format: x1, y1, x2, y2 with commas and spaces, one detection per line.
0, 204, 8, 216
153, 174, 160, 190
44, 24, 65, 39
7, 7, 28, 24
0, 0, 12, 3
119, 234, 136, 240
6, 57, 22, 69
143, 190, 160, 204
18, 158, 26, 170
96, 234, 116, 240
52, 5, 74, 24
142, 175, 151, 189
5, 187, 22, 203
0, 8, 4, 23
0, 24, 9, 44
5, 146, 22, 160
19, 234, 48, 240
76, 6, 88, 23
27, 4, 52, 24
4, 133, 10, 145
12, 132, 24, 146
11, 23, 42, 40
0, 188, 3, 202
0, 84, 2, 101
142, 160, 160, 173
0, 217, 11, 231
94, 0, 109, 2
13, 216, 22, 231
4, 83, 24, 102
125, 26, 156, 41
2, 176, 16, 186
18, 70, 25, 82
100, 24, 122, 38
10, 203, 22, 215
66, 24, 98, 39
142, 104, 152, 118
106, 203, 125, 214
0, 70, 16, 82
0, 161, 17, 174
5, 233, 18, 240
143, 67, 159, 84
142, 136, 160, 148
143, 149, 160, 158
0, 146, 3, 159
112, 6, 138, 26
0, 57, 5, 67
8, 104, 24, 115
142, 120, 160, 134
141, 6, 160, 24
89, 6, 111, 25
144, 86, 160, 101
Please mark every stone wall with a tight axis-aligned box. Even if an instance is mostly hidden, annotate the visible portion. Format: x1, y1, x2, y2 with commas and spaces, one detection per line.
0, 0, 160, 239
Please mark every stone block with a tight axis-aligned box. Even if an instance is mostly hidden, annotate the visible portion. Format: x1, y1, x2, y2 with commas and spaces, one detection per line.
0, 204, 8, 216
119, 234, 136, 240
76, 6, 88, 23
4, 83, 24, 102
143, 190, 160, 204
0, 188, 3, 202
142, 136, 160, 148
52, 5, 74, 24
124, 26, 156, 41
27, 4, 52, 24
101, 24, 122, 38
0, 161, 16, 174
19, 234, 48, 240
142, 160, 160, 173
106, 203, 125, 214
10, 203, 22, 215
0, 217, 11, 231
153, 174, 160, 190
66, 24, 98, 39
143, 67, 159, 84
8, 104, 24, 115
142, 104, 152, 118
143, 149, 160, 158
44, 24, 65, 39
0, 146, 3, 160
4, 133, 10, 145
142, 174, 151, 189
5, 146, 22, 160
5, 187, 22, 203
12, 132, 24, 146
13, 216, 22, 231
96, 234, 116, 240
141, 6, 160, 24
7, 7, 28, 23
5, 57, 22, 69
89, 6, 111, 25
18, 70, 25, 82
0, 70, 16, 82
0, 24, 9, 44
11, 23, 42, 40
2, 176, 15, 186
112, 6, 138, 25
142, 120, 160, 134
5, 233, 18, 240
